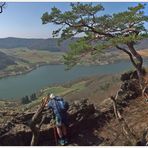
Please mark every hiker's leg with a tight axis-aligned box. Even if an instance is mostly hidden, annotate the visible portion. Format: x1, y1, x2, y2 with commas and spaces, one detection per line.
56, 126, 63, 138
56, 126, 65, 146
61, 113, 69, 136
61, 124, 69, 144
55, 116, 64, 139
55, 116, 67, 145
61, 124, 67, 136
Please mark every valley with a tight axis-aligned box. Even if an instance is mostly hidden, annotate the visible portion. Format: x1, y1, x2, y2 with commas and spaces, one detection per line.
0, 46, 148, 80
0, 48, 64, 79
0, 38, 147, 80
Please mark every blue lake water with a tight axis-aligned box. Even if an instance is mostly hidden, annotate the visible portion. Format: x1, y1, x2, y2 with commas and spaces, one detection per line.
0, 59, 147, 99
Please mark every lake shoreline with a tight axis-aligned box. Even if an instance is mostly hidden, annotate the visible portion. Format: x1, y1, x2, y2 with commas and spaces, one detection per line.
0, 62, 63, 80
0, 59, 124, 80
0, 73, 119, 102
0, 59, 147, 99
0, 60, 134, 99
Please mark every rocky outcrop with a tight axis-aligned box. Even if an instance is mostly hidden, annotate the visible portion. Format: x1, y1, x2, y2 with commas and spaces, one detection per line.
100, 71, 142, 114
120, 69, 146, 81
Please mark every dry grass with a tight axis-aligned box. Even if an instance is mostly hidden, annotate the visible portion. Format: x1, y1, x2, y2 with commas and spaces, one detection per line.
138, 49, 148, 57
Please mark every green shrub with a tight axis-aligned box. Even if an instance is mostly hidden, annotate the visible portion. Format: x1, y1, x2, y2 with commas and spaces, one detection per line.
30, 93, 37, 101
21, 96, 30, 104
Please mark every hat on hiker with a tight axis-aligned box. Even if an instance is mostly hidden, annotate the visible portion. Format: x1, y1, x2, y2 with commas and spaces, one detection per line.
50, 93, 55, 99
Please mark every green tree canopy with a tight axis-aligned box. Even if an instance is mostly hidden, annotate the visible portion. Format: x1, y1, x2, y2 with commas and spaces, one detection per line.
42, 3, 148, 78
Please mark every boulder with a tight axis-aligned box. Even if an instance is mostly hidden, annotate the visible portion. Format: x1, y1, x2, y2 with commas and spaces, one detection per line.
120, 79, 141, 100
120, 69, 146, 82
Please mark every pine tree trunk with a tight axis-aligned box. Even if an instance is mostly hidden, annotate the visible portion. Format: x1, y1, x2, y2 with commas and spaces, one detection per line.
116, 44, 144, 84
127, 42, 144, 87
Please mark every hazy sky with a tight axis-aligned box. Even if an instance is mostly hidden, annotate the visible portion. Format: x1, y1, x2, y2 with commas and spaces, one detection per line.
0, 2, 148, 39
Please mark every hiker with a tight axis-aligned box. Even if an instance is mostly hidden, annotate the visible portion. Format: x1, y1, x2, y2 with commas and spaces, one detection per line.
42, 93, 69, 146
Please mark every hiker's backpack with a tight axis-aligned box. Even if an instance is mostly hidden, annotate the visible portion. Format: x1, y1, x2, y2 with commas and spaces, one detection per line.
54, 96, 69, 113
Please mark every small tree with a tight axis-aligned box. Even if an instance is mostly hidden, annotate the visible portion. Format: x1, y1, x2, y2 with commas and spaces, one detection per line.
30, 93, 37, 101
21, 96, 30, 104
41, 3, 148, 86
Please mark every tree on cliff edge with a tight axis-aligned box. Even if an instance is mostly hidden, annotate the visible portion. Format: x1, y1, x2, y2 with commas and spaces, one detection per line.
41, 3, 148, 85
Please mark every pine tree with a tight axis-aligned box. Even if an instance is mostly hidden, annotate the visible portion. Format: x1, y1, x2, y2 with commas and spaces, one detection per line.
41, 3, 148, 85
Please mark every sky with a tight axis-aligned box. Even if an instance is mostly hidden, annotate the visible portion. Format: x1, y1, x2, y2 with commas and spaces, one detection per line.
0, 2, 148, 39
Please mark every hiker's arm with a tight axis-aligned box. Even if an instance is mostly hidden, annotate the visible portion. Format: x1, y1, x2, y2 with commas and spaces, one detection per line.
42, 97, 49, 107
47, 100, 53, 108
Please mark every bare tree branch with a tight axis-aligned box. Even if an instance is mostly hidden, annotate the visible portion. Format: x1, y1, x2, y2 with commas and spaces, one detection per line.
0, 2, 6, 13
110, 92, 138, 145
116, 45, 138, 68
30, 101, 47, 146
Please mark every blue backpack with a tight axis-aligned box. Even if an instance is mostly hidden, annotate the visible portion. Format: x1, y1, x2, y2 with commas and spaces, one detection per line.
54, 96, 69, 113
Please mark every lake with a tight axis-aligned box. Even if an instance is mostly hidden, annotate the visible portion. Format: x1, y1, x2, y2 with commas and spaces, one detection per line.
0, 59, 147, 99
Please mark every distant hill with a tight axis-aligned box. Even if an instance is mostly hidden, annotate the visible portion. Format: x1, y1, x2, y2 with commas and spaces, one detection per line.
0, 37, 78, 52
0, 37, 147, 52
